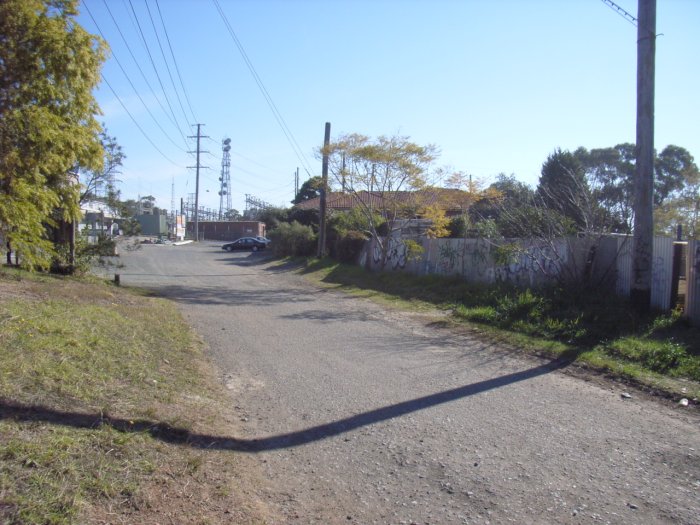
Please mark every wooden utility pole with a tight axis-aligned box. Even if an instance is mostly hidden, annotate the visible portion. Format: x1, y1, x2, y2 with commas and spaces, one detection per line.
294, 167, 299, 200
631, 0, 656, 311
318, 122, 331, 258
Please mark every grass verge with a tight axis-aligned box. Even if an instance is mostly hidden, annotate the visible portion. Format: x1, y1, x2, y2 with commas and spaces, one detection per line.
0, 268, 268, 524
284, 257, 700, 401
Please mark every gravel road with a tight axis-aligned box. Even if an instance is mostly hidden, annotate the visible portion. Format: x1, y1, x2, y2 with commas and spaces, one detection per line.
117, 241, 700, 525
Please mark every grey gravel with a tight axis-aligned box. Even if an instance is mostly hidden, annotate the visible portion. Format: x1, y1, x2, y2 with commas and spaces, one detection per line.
116, 242, 700, 525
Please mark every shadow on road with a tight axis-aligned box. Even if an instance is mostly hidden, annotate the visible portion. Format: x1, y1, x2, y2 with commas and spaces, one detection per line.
138, 284, 316, 306
218, 252, 275, 267
1, 354, 575, 454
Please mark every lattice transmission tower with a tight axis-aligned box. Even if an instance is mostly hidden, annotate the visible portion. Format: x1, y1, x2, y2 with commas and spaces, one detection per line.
218, 138, 232, 220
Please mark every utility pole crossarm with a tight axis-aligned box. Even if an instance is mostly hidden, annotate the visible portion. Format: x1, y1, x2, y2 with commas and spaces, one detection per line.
601, 0, 638, 26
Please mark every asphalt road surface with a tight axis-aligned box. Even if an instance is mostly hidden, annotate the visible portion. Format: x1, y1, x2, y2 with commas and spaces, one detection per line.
117, 241, 700, 525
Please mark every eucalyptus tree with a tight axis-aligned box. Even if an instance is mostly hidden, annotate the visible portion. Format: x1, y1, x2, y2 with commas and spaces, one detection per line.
292, 175, 323, 205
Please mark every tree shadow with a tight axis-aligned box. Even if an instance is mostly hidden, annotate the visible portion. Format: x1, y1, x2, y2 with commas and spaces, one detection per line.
279, 309, 371, 322
0, 354, 574, 453
132, 284, 316, 306
218, 251, 274, 267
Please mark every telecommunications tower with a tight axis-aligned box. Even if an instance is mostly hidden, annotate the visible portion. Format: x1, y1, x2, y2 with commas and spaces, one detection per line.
218, 138, 232, 220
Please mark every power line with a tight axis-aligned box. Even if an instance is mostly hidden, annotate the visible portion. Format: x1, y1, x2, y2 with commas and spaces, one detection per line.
101, 74, 183, 167
600, 0, 638, 26
127, 0, 189, 145
144, 0, 192, 128
155, 0, 198, 123
211, 0, 316, 177
82, 1, 188, 153
102, 0, 186, 141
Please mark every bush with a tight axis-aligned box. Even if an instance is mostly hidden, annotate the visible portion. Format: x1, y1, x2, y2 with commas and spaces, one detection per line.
268, 221, 317, 256
334, 231, 368, 263
329, 208, 381, 236
288, 207, 319, 231
447, 216, 468, 238
50, 235, 117, 275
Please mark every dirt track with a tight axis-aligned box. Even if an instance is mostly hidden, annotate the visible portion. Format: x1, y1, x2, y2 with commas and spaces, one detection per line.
118, 242, 700, 525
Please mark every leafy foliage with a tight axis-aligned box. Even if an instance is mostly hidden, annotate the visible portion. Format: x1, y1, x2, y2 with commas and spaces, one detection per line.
575, 144, 636, 233
223, 208, 242, 221
288, 206, 320, 231
256, 206, 290, 232
268, 221, 317, 256
574, 143, 700, 237
292, 175, 324, 204
328, 207, 384, 238
0, 0, 106, 270
470, 174, 534, 232
324, 133, 436, 265
334, 230, 368, 263
50, 232, 115, 275
536, 149, 592, 231
421, 204, 450, 238
79, 130, 125, 205
654, 145, 697, 206
402, 239, 425, 262
653, 148, 700, 238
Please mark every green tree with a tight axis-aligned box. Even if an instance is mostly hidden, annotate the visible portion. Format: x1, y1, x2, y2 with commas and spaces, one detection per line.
224, 208, 242, 221
324, 133, 437, 266
0, 0, 106, 269
470, 173, 534, 237
79, 130, 125, 205
288, 207, 319, 231
536, 149, 592, 232
654, 145, 697, 206
576, 144, 636, 233
575, 143, 699, 234
257, 206, 290, 232
654, 153, 700, 238
292, 176, 323, 204
328, 207, 384, 238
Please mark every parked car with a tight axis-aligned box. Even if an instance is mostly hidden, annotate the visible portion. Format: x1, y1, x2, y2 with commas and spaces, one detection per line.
221, 237, 267, 252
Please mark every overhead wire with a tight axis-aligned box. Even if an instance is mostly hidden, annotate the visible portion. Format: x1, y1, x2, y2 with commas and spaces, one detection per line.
127, 0, 190, 146
104, 0, 186, 138
100, 75, 184, 168
600, 0, 637, 27
211, 0, 316, 178
143, 0, 193, 129
230, 148, 282, 172
155, 0, 199, 123
203, 148, 287, 178
82, 1, 189, 153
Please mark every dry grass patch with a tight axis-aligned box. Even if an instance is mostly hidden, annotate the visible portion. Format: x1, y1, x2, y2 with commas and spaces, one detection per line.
0, 268, 272, 524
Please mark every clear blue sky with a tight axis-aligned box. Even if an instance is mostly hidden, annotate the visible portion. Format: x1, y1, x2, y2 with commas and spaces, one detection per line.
78, 0, 700, 215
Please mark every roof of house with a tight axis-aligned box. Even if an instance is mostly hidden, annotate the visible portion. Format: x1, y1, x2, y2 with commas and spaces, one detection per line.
295, 189, 473, 215
81, 200, 121, 218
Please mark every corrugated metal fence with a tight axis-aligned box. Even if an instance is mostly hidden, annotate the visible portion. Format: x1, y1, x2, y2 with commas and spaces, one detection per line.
687, 240, 700, 326
361, 234, 700, 325
614, 236, 675, 310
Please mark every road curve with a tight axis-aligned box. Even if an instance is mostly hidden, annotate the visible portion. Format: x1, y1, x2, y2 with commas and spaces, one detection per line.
117, 242, 700, 525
